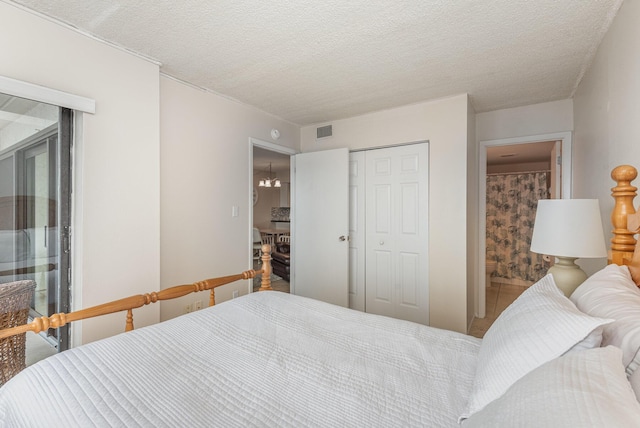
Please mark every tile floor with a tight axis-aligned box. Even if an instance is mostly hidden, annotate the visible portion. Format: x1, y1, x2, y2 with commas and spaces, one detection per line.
25, 331, 57, 366
252, 260, 290, 293
252, 272, 290, 293
468, 282, 527, 338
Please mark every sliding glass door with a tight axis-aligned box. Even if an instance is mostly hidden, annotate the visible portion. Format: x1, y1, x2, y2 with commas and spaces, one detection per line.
0, 94, 72, 351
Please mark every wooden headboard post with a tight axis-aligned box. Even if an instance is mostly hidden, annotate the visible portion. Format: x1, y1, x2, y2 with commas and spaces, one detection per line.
609, 165, 638, 265
626, 210, 640, 284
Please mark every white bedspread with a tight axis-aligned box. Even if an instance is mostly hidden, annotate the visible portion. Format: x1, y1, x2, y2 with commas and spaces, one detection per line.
0, 291, 480, 427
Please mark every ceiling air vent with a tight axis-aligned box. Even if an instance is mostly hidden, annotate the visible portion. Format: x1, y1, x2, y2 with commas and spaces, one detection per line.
316, 125, 332, 139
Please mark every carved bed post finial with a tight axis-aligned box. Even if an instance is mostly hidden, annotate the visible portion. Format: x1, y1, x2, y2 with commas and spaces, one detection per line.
610, 165, 638, 265
259, 244, 273, 291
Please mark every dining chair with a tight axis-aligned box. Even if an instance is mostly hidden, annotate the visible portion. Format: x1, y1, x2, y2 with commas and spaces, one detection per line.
260, 232, 275, 248
252, 228, 263, 262
278, 234, 290, 244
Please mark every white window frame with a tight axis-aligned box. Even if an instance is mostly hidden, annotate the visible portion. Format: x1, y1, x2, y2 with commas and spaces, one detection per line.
0, 75, 95, 114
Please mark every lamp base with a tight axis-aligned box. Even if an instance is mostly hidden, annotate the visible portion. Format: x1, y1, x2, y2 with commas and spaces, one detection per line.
547, 257, 588, 297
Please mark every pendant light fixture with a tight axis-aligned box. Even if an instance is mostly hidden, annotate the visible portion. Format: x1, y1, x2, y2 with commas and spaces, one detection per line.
258, 163, 281, 188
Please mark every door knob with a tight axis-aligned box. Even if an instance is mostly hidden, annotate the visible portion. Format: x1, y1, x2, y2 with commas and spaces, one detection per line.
339, 235, 346, 241
379, 241, 384, 245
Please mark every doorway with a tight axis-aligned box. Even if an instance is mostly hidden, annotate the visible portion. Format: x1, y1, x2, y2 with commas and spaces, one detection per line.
477, 132, 572, 318
249, 138, 296, 293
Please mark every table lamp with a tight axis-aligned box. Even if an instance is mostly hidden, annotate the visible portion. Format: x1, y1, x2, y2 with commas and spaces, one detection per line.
530, 199, 607, 296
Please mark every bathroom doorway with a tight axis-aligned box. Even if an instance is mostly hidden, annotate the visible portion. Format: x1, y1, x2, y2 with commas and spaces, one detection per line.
477, 132, 572, 318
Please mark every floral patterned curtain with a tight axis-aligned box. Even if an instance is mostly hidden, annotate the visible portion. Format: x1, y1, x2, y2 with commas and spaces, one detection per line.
486, 172, 549, 284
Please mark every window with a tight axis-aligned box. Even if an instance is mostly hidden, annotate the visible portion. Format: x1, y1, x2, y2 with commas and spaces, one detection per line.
0, 93, 72, 351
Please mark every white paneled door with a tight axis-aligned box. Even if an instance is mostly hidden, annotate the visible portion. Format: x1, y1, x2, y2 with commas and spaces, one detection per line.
292, 148, 350, 307
364, 143, 429, 324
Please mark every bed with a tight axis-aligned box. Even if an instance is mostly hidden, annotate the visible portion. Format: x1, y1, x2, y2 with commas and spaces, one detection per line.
1, 166, 640, 427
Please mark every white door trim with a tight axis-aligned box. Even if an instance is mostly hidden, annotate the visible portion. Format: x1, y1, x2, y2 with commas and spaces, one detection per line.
477, 132, 572, 318
0, 74, 95, 114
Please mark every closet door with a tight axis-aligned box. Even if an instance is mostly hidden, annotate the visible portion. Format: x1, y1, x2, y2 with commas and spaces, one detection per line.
365, 143, 429, 324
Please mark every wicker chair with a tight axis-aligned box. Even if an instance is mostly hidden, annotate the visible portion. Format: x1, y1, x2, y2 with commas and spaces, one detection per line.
0, 280, 36, 386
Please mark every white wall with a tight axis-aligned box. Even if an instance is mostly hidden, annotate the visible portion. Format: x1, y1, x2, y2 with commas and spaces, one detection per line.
476, 99, 574, 143
253, 168, 290, 230
573, 0, 640, 274
252, 174, 281, 230
159, 76, 299, 321
300, 94, 470, 333
0, 2, 161, 344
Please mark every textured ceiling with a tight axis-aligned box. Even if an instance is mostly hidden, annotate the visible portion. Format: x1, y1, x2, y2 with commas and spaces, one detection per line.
9, 0, 622, 126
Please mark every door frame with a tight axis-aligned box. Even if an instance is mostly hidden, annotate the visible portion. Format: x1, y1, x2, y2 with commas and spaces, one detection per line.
248, 138, 297, 291
476, 132, 572, 318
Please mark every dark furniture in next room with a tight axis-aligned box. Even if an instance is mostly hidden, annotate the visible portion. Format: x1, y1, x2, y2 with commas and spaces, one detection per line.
272, 242, 290, 281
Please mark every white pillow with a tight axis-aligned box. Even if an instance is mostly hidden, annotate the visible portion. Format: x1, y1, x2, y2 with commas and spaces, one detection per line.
570, 263, 640, 376
463, 346, 640, 427
568, 325, 605, 352
460, 274, 612, 420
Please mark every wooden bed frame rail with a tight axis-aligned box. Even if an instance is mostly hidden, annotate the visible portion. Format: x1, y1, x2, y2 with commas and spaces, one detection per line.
0, 244, 273, 340
610, 165, 640, 285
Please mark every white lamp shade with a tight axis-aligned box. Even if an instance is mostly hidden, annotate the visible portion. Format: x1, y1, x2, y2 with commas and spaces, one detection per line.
530, 199, 607, 258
